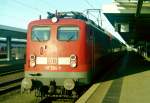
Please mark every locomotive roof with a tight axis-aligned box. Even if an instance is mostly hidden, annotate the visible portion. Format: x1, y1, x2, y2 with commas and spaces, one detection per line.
47, 11, 105, 33
47, 11, 88, 21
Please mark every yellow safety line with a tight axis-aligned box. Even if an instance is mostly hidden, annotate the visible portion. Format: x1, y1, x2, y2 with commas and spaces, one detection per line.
76, 83, 101, 103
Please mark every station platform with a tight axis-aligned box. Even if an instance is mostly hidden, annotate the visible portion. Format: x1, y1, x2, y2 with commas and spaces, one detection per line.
76, 52, 150, 103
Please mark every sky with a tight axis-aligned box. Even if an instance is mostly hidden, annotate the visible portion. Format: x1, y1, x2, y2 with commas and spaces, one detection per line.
0, 0, 112, 29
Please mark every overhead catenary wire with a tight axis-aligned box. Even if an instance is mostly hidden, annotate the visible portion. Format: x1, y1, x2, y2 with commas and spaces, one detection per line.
40, 0, 55, 12
84, 0, 96, 9
80, 0, 128, 48
82, 0, 102, 26
13, 0, 45, 14
86, 12, 98, 23
83, 0, 125, 45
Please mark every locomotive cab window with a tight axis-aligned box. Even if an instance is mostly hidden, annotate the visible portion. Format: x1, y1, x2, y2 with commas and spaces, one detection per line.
31, 26, 50, 42
57, 27, 79, 41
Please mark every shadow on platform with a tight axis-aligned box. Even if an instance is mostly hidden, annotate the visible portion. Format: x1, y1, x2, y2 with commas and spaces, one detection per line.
94, 51, 150, 83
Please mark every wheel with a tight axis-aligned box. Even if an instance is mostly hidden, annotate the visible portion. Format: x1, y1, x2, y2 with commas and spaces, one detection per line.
35, 88, 41, 97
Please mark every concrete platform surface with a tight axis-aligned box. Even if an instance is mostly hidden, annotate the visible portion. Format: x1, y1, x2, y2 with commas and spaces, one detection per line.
76, 52, 150, 103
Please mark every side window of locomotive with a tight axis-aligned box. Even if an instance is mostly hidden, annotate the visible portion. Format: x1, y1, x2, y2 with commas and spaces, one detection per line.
57, 27, 79, 41
31, 26, 50, 42
88, 29, 93, 40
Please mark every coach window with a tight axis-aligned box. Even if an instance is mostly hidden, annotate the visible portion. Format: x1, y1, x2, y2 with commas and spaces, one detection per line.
31, 26, 50, 42
57, 27, 79, 41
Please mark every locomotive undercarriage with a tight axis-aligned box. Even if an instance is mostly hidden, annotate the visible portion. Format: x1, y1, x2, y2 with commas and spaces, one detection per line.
21, 79, 78, 99
21, 76, 89, 98
34, 84, 79, 99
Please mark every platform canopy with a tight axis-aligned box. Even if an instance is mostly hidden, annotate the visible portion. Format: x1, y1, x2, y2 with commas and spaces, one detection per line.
102, 0, 150, 42
103, 0, 150, 14
0, 25, 27, 39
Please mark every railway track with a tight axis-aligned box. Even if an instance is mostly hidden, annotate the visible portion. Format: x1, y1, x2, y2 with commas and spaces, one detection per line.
0, 70, 24, 95
0, 69, 23, 76
0, 78, 23, 95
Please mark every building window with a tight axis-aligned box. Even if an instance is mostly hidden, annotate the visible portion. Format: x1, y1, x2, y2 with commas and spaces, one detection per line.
120, 23, 129, 32
115, 23, 129, 33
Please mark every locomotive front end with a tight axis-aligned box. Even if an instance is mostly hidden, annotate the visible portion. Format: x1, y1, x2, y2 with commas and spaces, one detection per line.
21, 16, 91, 97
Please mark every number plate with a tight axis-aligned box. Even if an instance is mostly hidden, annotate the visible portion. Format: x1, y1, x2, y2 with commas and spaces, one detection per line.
48, 57, 57, 64
36, 57, 48, 64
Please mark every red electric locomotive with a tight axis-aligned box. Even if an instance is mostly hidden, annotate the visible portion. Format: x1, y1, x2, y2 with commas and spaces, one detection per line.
21, 12, 122, 97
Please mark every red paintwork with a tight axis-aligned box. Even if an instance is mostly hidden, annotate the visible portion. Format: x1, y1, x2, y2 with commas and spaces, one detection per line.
25, 18, 92, 72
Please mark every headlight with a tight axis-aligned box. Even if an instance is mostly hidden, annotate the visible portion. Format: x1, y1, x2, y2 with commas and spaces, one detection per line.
30, 55, 36, 67
70, 54, 76, 60
70, 61, 77, 68
30, 61, 36, 67
70, 54, 77, 68
52, 17, 58, 23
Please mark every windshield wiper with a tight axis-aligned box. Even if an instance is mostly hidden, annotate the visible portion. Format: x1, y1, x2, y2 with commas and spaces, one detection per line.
67, 35, 74, 42
33, 32, 41, 42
